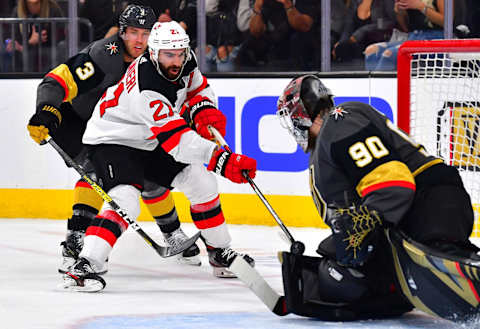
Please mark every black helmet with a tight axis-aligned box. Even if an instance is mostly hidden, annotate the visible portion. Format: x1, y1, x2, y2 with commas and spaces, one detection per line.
300, 75, 334, 120
119, 4, 156, 34
277, 75, 334, 151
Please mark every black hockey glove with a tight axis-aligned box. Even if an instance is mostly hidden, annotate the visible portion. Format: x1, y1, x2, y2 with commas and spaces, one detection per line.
27, 105, 62, 144
325, 204, 383, 267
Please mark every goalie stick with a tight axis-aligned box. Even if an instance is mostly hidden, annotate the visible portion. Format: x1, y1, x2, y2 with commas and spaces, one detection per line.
229, 255, 287, 316
45, 136, 200, 258
208, 126, 305, 255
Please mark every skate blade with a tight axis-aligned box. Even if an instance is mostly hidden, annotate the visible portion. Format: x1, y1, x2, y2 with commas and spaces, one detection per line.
59, 274, 106, 292
176, 254, 202, 266
59, 267, 108, 275
213, 267, 237, 278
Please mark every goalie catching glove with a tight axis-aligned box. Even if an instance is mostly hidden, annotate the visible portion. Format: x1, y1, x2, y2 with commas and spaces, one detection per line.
183, 95, 226, 140
325, 204, 383, 267
207, 148, 256, 184
27, 105, 62, 144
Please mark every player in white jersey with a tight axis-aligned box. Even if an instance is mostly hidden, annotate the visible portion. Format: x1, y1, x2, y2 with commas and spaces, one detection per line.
63, 21, 256, 292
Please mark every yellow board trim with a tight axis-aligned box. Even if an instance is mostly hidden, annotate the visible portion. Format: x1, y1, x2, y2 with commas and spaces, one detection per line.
0, 189, 328, 228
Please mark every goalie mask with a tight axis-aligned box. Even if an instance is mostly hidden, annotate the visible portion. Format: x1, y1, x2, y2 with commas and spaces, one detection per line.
148, 21, 191, 81
277, 75, 334, 152
119, 4, 156, 34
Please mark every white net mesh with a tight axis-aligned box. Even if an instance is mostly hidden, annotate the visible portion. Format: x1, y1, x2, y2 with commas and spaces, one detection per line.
409, 51, 480, 236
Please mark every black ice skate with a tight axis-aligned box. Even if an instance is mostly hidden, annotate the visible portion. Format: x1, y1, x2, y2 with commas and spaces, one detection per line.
207, 245, 255, 278
58, 230, 84, 274
58, 230, 108, 275
163, 228, 201, 266
61, 257, 106, 292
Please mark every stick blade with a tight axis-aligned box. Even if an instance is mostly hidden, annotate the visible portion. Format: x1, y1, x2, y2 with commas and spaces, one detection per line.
228, 256, 287, 316
157, 231, 201, 258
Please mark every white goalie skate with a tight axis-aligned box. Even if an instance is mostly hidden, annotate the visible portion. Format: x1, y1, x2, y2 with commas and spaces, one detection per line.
163, 228, 202, 266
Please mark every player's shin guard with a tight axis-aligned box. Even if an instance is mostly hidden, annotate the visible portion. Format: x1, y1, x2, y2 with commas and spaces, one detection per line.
69, 178, 103, 234
191, 195, 231, 247
142, 188, 201, 265
59, 179, 103, 274
71, 179, 104, 224
191, 196, 254, 277
80, 185, 139, 274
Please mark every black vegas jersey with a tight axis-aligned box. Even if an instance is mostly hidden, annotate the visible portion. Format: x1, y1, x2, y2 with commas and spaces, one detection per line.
309, 101, 442, 225
36, 34, 128, 120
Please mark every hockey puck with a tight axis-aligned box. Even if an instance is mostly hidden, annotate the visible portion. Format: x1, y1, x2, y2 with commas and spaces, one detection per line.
290, 241, 305, 255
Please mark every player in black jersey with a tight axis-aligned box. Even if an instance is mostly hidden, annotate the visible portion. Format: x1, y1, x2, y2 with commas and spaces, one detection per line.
26, 5, 202, 276
275, 74, 480, 321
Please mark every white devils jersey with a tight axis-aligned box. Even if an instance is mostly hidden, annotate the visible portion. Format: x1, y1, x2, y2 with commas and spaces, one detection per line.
83, 53, 217, 165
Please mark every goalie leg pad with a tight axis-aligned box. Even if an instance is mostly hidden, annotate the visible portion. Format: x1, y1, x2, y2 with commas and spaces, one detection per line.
389, 229, 480, 322
281, 251, 412, 320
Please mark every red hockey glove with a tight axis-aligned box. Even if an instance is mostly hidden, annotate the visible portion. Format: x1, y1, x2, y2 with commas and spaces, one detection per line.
207, 148, 257, 184
186, 95, 226, 140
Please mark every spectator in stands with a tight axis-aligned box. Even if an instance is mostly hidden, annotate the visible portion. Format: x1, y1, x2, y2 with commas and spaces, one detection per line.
78, 0, 126, 42
0, 0, 16, 71
332, 0, 396, 64
203, 0, 244, 72
3, 0, 64, 72
364, 0, 444, 71
239, 0, 317, 71
0, 0, 15, 17
463, 0, 479, 37
101, 1, 195, 41
330, 0, 358, 52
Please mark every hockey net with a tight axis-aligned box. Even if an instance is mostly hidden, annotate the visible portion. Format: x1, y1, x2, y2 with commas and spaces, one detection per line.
397, 39, 480, 237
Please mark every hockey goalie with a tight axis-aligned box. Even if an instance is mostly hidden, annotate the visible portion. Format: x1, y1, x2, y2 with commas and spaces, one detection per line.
230, 74, 480, 323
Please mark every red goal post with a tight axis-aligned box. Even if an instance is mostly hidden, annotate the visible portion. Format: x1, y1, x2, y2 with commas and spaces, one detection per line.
397, 39, 480, 237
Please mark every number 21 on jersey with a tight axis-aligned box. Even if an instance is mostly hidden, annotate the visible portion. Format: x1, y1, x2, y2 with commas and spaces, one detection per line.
99, 82, 174, 121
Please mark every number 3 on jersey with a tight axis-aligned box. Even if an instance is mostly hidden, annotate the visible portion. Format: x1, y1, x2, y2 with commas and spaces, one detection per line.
349, 136, 389, 167
75, 62, 95, 80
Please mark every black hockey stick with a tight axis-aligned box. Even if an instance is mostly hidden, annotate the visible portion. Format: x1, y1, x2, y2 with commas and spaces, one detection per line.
208, 126, 305, 255
45, 136, 200, 258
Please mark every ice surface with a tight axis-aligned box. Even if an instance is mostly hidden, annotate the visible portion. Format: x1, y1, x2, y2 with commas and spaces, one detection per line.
0, 219, 475, 329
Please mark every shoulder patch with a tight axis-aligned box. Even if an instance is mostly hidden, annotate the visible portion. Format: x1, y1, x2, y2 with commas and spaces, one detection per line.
105, 42, 119, 55
330, 106, 349, 120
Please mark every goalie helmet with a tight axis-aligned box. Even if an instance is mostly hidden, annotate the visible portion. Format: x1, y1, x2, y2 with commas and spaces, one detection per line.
147, 21, 191, 81
119, 4, 156, 34
277, 75, 334, 152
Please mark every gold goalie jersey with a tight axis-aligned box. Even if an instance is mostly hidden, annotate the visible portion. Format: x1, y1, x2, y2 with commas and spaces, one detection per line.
309, 101, 442, 225
82, 52, 217, 165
